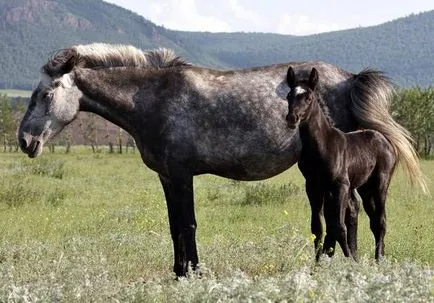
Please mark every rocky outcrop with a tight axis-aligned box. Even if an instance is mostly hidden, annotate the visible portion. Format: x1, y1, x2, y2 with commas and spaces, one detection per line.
4, 0, 92, 29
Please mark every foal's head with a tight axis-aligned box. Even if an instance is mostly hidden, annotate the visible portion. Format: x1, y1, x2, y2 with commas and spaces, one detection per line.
285, 67, 319, 129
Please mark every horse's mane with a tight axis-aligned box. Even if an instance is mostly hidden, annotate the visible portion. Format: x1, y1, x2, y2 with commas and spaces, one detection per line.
42, 43, 190, 77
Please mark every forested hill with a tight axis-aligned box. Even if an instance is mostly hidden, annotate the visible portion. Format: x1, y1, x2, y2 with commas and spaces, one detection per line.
1, 0, 433, 89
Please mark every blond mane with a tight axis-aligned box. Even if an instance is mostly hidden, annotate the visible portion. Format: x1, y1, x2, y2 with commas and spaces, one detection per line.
42, 43, 190, 77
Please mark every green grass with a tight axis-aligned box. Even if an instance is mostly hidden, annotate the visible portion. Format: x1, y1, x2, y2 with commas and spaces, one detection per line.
0, 89, 32, 98
0, 150, 432, 301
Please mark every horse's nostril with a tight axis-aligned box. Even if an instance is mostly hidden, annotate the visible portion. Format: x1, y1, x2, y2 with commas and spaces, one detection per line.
20, 137, 29, 149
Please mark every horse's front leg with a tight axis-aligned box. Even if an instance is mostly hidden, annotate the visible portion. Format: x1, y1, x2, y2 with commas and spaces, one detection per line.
159, 174, 199, 277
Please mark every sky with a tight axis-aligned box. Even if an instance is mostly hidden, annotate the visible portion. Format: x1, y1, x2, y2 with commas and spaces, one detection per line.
103, 0, 434, 36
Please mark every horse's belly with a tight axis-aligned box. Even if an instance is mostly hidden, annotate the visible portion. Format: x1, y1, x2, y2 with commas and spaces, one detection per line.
213, 156, 297, 181
196, 137, 301, 181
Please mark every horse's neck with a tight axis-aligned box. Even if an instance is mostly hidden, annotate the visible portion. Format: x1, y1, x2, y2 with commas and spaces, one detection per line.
80, 95, 137, 137
299, 99, 333, 153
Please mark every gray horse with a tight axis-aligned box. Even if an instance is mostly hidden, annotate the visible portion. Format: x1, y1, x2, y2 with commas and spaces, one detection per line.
18, 43, 425, 277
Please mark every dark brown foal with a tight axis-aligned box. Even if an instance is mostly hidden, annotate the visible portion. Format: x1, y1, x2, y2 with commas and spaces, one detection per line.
286, 67, 396, 261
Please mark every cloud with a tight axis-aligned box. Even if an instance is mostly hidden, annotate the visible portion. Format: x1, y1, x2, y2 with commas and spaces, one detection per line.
145, 0, 232, 32
276, 13, 340, 36
105, 0, 344, 35
228, 0, 259, 22
227, 0, 266, 32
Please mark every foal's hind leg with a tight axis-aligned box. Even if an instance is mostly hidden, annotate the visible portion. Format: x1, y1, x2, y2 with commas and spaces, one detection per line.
346, 190, 360, 261
306, 182, 324, 260
359, 178, 388, 260
372, 174, 390, 260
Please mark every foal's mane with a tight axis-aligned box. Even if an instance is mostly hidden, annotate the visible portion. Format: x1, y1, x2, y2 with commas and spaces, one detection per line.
42, 43, 190, 77
299, 79, 335, 126
315, 92, 334, 126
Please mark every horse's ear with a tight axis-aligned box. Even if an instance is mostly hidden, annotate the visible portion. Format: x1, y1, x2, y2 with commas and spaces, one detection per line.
287, 66, 296, 87
308, 68, 319, 90
43, 48, 77, 77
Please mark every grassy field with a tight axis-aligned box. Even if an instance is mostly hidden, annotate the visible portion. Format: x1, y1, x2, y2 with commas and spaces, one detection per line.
0, 89, 31, 98
0, 149, 432, 301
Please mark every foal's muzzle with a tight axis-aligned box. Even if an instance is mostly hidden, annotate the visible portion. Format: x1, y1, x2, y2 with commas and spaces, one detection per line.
286, 113, 299, 129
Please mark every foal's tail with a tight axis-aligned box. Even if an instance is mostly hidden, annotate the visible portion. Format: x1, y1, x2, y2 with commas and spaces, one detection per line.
350, 69, 428, 194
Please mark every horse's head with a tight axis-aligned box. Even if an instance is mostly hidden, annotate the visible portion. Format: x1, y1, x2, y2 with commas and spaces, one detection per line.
18, 51, 81, 157
285, 67, 319, 129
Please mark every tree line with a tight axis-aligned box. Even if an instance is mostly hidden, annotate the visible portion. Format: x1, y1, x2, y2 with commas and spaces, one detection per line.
391, 87, 434, 156
0, 88, 433, 156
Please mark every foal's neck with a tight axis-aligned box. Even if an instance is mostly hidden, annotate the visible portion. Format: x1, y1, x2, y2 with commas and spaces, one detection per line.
299, 98, 334, 150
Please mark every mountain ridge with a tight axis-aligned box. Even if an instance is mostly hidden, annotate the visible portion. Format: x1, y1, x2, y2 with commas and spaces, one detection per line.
0, 0, 433, 89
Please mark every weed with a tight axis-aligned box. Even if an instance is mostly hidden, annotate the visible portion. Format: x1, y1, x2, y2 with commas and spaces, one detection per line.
0, 177, 40, 208
13, 158, 66, 179
241, 182, 301, 206
45, 189, 67, 207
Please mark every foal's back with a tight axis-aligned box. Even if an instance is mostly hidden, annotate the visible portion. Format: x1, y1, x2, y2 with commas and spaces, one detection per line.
344, 129, 396, 189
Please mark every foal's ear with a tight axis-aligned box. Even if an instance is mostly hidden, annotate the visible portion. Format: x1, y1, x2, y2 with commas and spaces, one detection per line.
286, 66, 296, 87
308, 68, 319, 90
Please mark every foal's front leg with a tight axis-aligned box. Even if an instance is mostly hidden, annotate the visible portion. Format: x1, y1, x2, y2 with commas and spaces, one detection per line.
159, 174, 199, 277
346, 190, 360, 260
306, 182, 324, 260
324, 182, 352, 258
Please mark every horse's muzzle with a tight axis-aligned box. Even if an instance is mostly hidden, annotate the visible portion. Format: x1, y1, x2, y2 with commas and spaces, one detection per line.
18, 132, 43, 158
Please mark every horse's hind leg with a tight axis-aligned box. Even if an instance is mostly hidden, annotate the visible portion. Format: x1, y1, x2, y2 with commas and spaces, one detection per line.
159, 174, 199, 277
346, 190, 360, 261
306, 182, 324, 260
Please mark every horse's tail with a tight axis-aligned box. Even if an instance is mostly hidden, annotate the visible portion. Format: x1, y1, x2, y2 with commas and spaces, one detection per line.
350, 68, 428, 194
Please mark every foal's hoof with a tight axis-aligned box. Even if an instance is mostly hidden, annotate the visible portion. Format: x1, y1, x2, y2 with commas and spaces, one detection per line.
174, 264, 201, 279
188, 264, 202, 278
351, 254, 359, 262
375, 256, 385, 264
325, 247, 335, 258
315, 246, 335, 263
